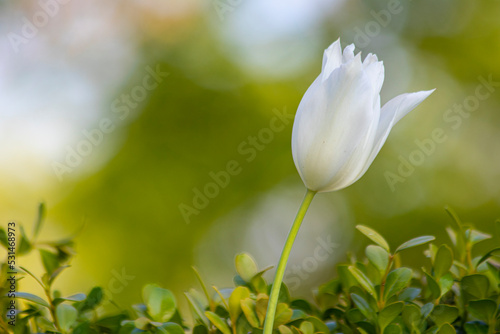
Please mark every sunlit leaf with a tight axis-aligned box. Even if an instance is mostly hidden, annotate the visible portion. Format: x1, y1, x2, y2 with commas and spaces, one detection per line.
240, 298, 259, 328
228, 286, 250, 323
16, 292, 50, 308
395, 236, 435, 254
235, 253, 258, 282
143, 284, 177, 322
56, 303, 77, 332
366, 245, 390, 274
33, 202, 46, 240
348, 266, 377, 298
356, 225, 390, 252
205, 311, 231, 334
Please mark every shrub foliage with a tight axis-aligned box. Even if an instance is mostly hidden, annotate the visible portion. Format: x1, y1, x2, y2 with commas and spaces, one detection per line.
0, 204, 499, 334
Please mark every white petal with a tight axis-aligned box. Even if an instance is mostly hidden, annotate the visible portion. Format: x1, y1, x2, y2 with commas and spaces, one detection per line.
363, 53, 379, 67
342, 44, 355, 63
292, 62, 380, 192
364, 61, 384, 95
321, 39, 342, 81
353, 89, 436, 181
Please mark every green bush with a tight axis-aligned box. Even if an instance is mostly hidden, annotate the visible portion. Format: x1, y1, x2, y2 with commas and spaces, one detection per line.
1, 204, 499, 334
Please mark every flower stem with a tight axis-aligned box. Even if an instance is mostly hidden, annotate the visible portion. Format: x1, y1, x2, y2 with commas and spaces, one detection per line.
263, 189, 316, 334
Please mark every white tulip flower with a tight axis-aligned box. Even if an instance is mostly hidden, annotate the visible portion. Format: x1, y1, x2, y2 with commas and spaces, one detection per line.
292, 39, 435, 193
263, 40, 435, 334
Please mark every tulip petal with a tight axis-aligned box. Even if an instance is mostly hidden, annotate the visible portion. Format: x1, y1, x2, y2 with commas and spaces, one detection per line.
363, 53, 379, 67
364, 61, 384, 95
322, 39, 343, 82
342, 44, 355, 63
354, 89, 435, 181
292, 60, 380, 192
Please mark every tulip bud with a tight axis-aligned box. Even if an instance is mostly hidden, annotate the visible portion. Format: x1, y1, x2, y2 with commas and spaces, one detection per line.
292, 39, 435, 192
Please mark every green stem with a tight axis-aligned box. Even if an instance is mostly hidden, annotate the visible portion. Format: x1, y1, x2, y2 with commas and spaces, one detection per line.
263, 189, 316, 334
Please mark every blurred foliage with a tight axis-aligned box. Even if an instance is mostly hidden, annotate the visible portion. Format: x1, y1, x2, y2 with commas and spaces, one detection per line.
1, 206, 499, 333
2, 0, 500, 318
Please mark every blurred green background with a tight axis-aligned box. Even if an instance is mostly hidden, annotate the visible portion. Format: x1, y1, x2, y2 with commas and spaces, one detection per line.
1, 0, 499, 316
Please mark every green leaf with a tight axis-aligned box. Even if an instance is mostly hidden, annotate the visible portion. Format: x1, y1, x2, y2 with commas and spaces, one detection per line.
40, 249, 60, 277
255, 294, 269, 326
379, 302, 404, 332
421, 303, 434, 320
17, 225, 32, 255
205, 311, 231, 334
240, 298, 260, 328
251, 275, 268, 294
56, 303, 77, 332
290, 309, 308, 322
398, 287, 421, 302
338, 264, 358, 291
424, 272, 441, 300
228, 286, 250, 323
444, 206, 463, 231
135, 317, 151, 330
235, 253, 258, 282
445, 206, 466, 260
278, 325, 293, 334
193, 325, 209, 334
79, 287, 103, 311
466, 230, 492, 245
394, 236, 435, 254
434, 245, 453, 279
0, 228, 8, 249
53, 293, 86, 305
346, 308, 365, 324
236, 313, 253, 334
192, 266, 213, 310
476, 248, 500, 268
351, 293, 375, 320
300, 321, 314, 334
95, 313, 127, 332
348, 266, 377, 298
277, 282, 291, 304
464, 322, 488, 334
356, 225, 390, 252
467, 299, 498, 323
36, 316, 59, 332
461, 274, 489, 300
274, 303, 293, 328
436, 323, 455, 334
49, 265, 70, 286
430, 305, 459, 327
384, 324, 402, 334
438, 273, 454, 297
185, 291, 208, 326
143, 284, 177, 322
161, 322, 185, 334
402, 303, 421, 330
357, 327, 370, 334
383, 268, 412, 301
305, 316, 331, 334
16, 292, 50, 308
366, 245, 390, 274
33, 202, 46, 239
